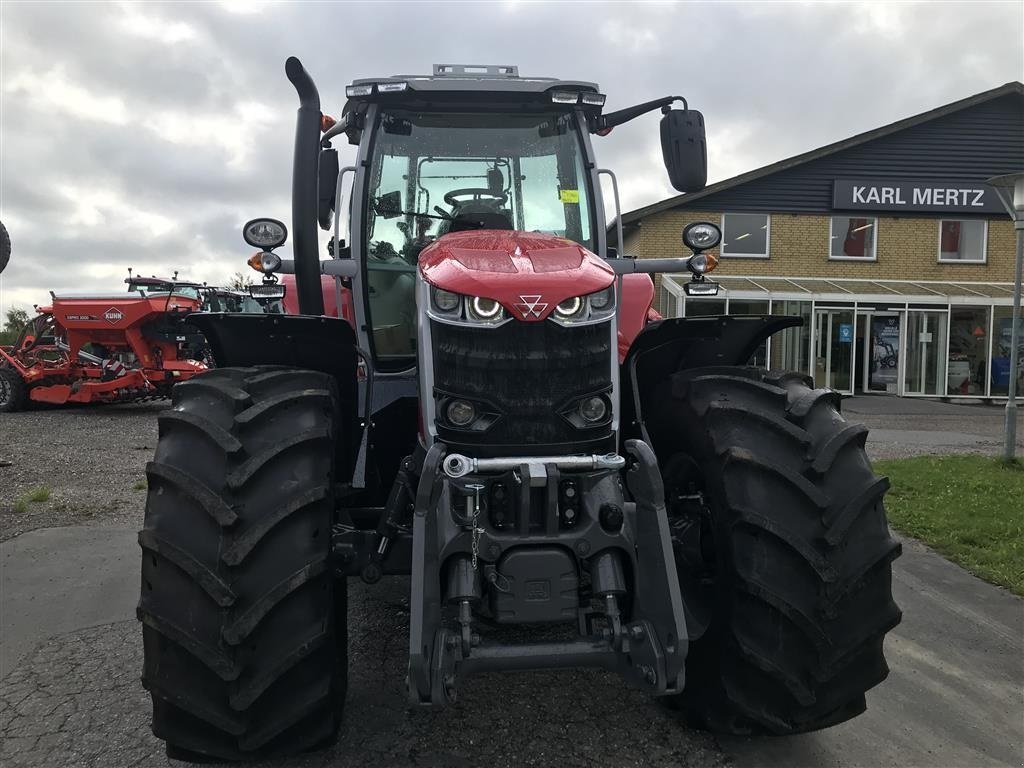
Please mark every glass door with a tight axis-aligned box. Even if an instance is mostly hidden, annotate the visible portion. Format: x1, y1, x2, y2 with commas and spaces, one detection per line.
904, 310, 949, 396
814, 308, 855, 394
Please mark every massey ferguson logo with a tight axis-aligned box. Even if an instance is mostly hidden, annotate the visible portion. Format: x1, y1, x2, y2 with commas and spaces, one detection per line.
515, 295, 548, 319
103, 307, 124, 324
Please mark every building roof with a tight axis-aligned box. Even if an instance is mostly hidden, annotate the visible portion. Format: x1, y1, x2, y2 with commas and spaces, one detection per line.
619, 81, 1024, 226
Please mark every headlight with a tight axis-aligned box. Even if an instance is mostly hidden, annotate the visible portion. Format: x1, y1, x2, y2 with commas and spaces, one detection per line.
432, 288, 460, 313
682, 221, 721, 251
578, 396, 607, 423
589, 287, 614, 310
553, 296, 585, 320
469, 296, 504, 321
446, 399, 476, 427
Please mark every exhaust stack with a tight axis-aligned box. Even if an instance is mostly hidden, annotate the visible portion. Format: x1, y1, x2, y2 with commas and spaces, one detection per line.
285, 56, 326, 316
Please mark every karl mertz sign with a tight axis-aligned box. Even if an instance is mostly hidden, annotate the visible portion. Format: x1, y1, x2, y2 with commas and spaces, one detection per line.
833, 178, 1006, 215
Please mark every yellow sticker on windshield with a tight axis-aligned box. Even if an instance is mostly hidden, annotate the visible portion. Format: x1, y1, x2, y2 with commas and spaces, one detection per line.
559, 189, 580, 204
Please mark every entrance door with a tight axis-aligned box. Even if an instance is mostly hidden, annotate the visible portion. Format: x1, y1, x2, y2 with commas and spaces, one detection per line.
904, 310, 949, 396
814, 308, 855, 394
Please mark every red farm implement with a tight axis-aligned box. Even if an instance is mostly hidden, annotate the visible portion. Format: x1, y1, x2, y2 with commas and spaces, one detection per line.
0, 288, 207, 412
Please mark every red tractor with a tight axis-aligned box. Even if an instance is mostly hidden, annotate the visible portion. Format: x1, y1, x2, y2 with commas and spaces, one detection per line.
138, 60, 901, 761
0, 280, 207, 411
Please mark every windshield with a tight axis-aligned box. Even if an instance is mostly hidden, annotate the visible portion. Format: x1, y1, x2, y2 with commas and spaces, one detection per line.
363, 109, 594, 365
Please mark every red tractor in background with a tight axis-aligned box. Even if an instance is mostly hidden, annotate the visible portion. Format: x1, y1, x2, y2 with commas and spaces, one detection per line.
139, 60, 902, 762
0, 279, 207, 411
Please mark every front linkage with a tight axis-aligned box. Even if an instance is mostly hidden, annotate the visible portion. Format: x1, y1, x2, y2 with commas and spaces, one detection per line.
393, 439, 688, 705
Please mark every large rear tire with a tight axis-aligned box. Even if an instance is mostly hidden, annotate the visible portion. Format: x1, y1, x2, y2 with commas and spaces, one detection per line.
646, 366, 902, 735
138, 366, 346, 761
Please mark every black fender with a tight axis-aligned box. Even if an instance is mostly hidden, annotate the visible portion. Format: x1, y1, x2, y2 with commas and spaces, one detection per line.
620, 315, 802, 445
188, 312, 360, 472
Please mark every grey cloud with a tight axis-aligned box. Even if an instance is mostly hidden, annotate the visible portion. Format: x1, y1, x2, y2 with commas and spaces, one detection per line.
1, 0, 1021, 312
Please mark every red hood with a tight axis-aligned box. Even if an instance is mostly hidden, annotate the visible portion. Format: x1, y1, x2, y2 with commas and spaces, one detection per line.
419, 230, 614, 322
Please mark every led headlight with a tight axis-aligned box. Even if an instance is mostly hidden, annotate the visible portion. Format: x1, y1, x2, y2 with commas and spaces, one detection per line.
554, 296, 585, 320
432, 288, 460, 313
464, 296, 505, 323
471, 296, 502, 319
682, 221, 722, 252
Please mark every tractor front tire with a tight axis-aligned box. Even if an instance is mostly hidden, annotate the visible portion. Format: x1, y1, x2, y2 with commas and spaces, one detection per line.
647, 367, 902, 735
0, 366, 28, 413
138, 366, 346, 761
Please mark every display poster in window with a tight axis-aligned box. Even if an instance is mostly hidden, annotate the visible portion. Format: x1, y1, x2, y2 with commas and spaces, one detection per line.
870, 317, 900, 392
993, 318, 1024, 391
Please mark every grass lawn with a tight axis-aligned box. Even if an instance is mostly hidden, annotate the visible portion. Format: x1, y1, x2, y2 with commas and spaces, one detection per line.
874, 455, 1024, 596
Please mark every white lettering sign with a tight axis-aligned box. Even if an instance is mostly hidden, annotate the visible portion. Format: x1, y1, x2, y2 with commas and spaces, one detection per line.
835, 179, 997, 213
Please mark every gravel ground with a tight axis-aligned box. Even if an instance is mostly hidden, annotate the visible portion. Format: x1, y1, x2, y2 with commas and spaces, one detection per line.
1, 394, 1019, 541
843, 395, 1023, 461
0, 402, 164, 542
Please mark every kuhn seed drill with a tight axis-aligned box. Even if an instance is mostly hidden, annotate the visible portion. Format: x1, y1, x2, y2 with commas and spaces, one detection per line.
0, 281, 206, 411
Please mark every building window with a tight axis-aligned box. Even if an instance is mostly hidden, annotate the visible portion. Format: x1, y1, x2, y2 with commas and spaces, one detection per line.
938, 220, 987, 263
721, 213, 770, 258
829, 216, 877, 260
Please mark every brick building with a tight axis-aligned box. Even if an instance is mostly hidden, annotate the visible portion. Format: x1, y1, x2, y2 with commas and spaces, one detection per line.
617, 81, 1024, 399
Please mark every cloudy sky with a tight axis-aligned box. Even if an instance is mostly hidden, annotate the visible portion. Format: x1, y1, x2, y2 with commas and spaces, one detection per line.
1, 1, 1021, 315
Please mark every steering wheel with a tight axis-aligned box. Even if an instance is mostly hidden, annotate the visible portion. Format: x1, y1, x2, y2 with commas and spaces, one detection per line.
443, 188, 508, 206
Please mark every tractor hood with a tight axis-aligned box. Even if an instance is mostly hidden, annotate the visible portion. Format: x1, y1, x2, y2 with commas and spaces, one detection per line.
418, 230, 615, 322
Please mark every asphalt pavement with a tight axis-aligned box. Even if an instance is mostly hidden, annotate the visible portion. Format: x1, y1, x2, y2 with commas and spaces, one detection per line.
2, 525, 1021, 768
2, 395, 1023, 767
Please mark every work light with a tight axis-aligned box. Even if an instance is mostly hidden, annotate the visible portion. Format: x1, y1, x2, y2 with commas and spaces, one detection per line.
682, 221, 721, 252
243, 218, 288, 250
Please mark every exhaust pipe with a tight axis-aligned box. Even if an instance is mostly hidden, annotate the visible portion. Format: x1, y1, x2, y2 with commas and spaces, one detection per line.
285, 56, 326, 317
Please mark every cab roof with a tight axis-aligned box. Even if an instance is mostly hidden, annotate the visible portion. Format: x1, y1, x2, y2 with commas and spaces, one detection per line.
349, 63, 599, 96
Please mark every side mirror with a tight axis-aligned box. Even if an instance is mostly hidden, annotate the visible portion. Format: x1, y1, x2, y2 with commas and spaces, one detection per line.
318, 147, 339, 231
660, 109, 707, 193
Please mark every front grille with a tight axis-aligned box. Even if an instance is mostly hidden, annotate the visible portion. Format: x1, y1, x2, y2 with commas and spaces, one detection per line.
430, 318, 614, 454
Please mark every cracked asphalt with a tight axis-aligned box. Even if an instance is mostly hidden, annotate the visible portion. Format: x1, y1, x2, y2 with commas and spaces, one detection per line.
2, 396, 1022, 767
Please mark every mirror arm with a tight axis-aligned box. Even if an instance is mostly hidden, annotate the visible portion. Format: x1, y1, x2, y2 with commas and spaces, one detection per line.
320, 112, 352, 146
604, 256, 695, 275
597, 96, 688, 131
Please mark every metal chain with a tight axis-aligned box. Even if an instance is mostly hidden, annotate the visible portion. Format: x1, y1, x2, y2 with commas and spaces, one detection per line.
467, 484, 484, 569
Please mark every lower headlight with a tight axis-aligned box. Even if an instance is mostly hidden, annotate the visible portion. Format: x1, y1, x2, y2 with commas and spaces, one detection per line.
578, 395, 607, 423
446, 399, 476, 427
